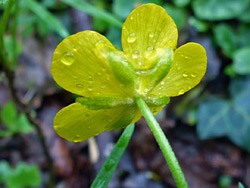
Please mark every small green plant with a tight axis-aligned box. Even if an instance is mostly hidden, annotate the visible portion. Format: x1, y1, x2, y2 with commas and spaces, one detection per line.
0, 101, 34, 137
51, 3, 207, 187
0, 161, 41, 188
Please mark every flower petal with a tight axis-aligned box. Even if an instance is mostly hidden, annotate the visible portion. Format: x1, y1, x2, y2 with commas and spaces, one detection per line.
51, 30, 133, 97
54, 102, 137, 142
122, 4, 178, 70
150, 43, 207, 97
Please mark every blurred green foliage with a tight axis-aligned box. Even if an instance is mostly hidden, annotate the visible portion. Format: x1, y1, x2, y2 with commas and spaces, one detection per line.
0, 101, 34, 137
0, 161, 41, 188
197, 77, 250, 152
1, 0, 250, 162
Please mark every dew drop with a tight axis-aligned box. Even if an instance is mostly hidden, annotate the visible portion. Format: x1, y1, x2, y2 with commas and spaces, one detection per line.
96, 92, 100, 96
97, 72, 102, 76
184, 56, 189, 59
182, 71, 189, 78
88, 85, 93, 91
132, 50, 139, 59
88, 76, 93, 82
149, 32, 154, 38
179, 88, 185, 95
76, 84, 83, 89
160, 81, 165, 85
73, 46, 78, 52
94, 132, 99, 136
61, 52, 75, 66
191, 72, 197, 77
101, 84, 106, 89
73, 134, 81, 142
127, 33, 136, 43
177, 65, 181, 71
106, 76, 110, 81
130, 16, 134, 20
145, 46, 154, 58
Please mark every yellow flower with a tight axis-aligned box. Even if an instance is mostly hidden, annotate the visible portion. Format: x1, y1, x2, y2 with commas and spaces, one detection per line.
51, 4, 207, 142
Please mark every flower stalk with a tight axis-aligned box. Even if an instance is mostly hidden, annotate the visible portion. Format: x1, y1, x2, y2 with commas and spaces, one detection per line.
135, 97, 189, 188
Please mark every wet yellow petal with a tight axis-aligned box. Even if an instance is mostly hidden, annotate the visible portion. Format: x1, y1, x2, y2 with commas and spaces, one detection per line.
51, 30, 133, 97
122, 4, 178, 70
54, 102, 137, 142
150, 43, 207, 97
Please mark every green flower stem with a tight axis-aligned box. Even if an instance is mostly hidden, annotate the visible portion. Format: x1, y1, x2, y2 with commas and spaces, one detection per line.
91, 124, 135, 188
135, 97, 189, 188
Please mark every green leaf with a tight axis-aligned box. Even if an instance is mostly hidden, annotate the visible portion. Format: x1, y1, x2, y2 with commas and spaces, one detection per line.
24, 0, 69, 38
0, 101, 34, 137
62, 0, 123, 29
239, 8, 250, 23
6, 163, 41, 188
106, 26, 122, 50
188, 17, 210, 32
213, 24, 237, 58
0, 161, 10, 184
197, 77, 250, 152
91, 124, 135, 188
233, 47, 250, 75
219, 175, 232, 188
173, 0, 190, 7
164, 4, 187, 29
4, 36, 22, 64
238, 25, 250, 48
238, 182, 245, 188
192, 0, 250, 21
113, 0, 136, 19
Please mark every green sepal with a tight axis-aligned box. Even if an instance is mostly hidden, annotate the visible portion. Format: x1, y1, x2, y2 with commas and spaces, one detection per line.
148, 47, 173, 88
76, 97, 134, 110
95, 42, 138, 88
107, 50, 138, 87
144, 97, 170, 107
106, 106, 135, 131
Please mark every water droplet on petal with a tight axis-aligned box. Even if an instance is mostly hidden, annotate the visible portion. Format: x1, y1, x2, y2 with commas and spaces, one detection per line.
89, 76, 93, 82
127, 33, 136, 43
161, 81, 165, 85
177, 65, 181, 71
149, 32, 154, 38
182, 71, 189, 78
73, 46, 78, 52
130, 16, 134, 20
76, 84, 83, 89
101, 84, 106, 89
73, 134, 81, 142
191, 72, 197, 77
88, 85, 93, 91
145, 46, 154, 58
61, 52, 75, 66
132, 50, 139, 59
97, 72, 102, 76
179, 88, 185, 95
96, 92, 100, 96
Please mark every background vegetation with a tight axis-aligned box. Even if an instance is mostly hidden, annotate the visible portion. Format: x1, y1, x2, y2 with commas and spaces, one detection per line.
0, 0, 250, 187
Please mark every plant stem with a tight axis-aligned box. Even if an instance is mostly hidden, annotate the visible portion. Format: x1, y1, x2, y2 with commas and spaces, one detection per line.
135, 97, 189, 188
91, 124, 135, 188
